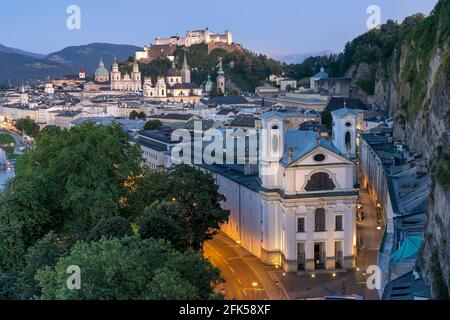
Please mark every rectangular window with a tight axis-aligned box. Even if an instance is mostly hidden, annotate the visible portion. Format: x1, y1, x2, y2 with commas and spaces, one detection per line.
335, 215, 343, 231
297, 217, 305, 233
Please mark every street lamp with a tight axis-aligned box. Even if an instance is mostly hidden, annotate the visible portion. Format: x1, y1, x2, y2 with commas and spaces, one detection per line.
252, 282, 259, 300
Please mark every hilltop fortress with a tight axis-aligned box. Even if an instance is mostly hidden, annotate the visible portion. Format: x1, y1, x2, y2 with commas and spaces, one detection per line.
155, 28, 232, 47
136, 28, 241, 62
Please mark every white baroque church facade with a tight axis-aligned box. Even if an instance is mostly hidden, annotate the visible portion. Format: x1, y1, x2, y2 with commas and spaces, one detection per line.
204, 108, 359, 272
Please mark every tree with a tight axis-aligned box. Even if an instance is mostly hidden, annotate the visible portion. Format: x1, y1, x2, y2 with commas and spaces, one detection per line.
137, 112, 147, 120
35, 237, 221, 300
129, 110, 139, 120
133, 165, 230, 250
146, 268, 199, 300
144, 119, 162, 130
0, 121, 143, 272
209, 84, 219, 98
20, 232, 71, 299
15, 117, 40, 137
86, 216, 133, 242
0, 273, 20, 300
321, 111, 333, 129
139, 201, 189, 251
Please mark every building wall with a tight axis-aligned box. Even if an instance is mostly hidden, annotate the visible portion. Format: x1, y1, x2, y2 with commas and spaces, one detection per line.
207, 167, 357, 272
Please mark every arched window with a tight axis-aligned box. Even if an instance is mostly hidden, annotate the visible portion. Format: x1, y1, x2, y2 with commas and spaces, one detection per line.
315, 208, 326, 232
345, 132, 351, 150
305, 172, 336, 192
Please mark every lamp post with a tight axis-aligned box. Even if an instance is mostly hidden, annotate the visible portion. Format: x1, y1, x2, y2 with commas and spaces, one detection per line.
252, 282, 258, 300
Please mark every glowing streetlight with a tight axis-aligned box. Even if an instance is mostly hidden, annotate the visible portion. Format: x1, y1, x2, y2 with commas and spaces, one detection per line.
311, 274, 315, 278
332, 273, 337, 277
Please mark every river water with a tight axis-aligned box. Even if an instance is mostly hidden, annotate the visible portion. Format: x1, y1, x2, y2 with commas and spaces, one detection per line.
0, 166, 14, 190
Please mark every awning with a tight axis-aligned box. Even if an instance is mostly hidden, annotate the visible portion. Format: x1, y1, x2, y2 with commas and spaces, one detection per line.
390, 235, 423, 265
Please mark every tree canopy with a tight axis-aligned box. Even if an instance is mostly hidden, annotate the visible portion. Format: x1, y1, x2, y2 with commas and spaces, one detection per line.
15, 117, 40, 137
0, 121, 229, 300
144, 119, 162, 130
35, 237, 222, 300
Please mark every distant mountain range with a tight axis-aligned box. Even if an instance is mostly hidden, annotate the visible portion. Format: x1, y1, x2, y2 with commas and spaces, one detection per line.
0, 44, 46, 59
0, 43, 141, 84
271, 50, 335, 64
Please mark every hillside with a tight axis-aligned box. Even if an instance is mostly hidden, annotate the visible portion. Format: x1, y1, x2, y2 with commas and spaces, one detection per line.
0, 43, 140, 84
0, 52, 66, 83
326, 0, 449, 298
388, 0, 449, 299
45, 43, 141, 75
123, 44, 284, 92
0, 44, 45, 59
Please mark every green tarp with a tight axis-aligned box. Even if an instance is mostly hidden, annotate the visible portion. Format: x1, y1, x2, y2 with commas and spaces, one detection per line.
390, 235, 423, 265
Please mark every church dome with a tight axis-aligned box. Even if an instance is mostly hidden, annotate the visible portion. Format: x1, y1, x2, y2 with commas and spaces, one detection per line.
205, 75, 213, 86
95, 58, 109, 77
166, 61, 182, 77
167, 68, 182, 77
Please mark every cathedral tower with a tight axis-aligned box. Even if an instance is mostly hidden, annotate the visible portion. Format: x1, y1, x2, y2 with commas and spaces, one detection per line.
217, 59, 225, 95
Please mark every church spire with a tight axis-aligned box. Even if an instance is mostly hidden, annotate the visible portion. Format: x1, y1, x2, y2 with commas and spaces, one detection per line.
182, 52, 189, 69
181, 52, 191, 83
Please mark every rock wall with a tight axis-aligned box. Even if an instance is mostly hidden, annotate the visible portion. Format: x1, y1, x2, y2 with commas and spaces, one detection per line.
371, 7, 450, 298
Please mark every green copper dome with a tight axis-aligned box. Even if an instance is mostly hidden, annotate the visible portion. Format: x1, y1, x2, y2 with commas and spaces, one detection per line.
205, 75, 213, 85
112, 56, 119, 69
95, 58, 109, 77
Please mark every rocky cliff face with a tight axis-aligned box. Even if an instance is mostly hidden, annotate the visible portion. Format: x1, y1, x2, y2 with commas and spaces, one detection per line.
371, 0, 450, 298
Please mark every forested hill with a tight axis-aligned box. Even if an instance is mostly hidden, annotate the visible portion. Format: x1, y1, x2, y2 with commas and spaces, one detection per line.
122, 44, 284, 92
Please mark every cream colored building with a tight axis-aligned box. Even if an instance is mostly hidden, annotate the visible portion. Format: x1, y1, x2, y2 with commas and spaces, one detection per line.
110, 58, 142, 92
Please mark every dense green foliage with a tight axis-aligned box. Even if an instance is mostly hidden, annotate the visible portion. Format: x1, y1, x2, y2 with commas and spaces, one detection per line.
398, 0, 450, 116
321, 111, 332, 129
15, 117, 40, 137
144, 119, 162, 130
130, 165, 230, 250
86, 216, 133, 242
0, 134, 15, 145
0, 122, 143, 272
122, 44, 284, 92
0, 121, 228, 300
173, 44, 283, 92
433, 151, 450, 190
35, 237, 221, 300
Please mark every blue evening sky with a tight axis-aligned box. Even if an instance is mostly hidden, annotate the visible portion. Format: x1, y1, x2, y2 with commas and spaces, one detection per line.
0, 0, 438, 56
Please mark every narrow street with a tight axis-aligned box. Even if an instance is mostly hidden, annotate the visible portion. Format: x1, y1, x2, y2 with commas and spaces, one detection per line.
355, 186, 383, 300
204, 232, 287, 300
